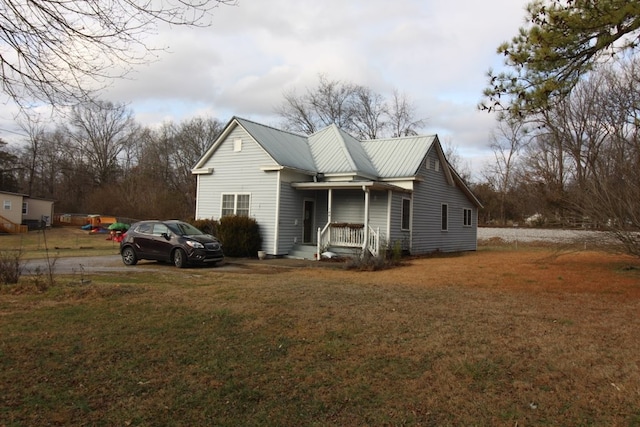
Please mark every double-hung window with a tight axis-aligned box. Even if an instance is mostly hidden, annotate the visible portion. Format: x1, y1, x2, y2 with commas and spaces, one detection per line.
441, 204, 448, 231
463, 208, 472, 227
221, 194, 250, 217
401, 198, 411, 230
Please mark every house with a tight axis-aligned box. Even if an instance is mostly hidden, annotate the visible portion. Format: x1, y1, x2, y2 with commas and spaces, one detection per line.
0, 191, 54, 233
192, 117, 482, 259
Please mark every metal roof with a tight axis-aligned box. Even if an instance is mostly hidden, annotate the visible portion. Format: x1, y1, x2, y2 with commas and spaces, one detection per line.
362, 135, 437, 178
235, 118, 316, 172
233, 118, 436, 179
308, 125, 378, 177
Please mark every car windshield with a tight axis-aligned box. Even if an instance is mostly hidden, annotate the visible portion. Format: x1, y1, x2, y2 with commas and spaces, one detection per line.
168, 222, 206, 236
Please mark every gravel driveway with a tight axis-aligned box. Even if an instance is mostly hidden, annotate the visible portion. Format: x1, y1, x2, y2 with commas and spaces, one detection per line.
20, 227, 610, 275
21, 255, 244, 275
478, 226, 608, 244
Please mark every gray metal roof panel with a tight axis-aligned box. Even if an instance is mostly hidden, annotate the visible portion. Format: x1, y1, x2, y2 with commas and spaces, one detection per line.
308, 125, 378, 176
236, 117, 316, 172
362, 135, 436, 178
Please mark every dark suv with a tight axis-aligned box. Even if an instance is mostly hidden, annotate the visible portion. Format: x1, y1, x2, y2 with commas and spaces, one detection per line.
120, 220, 224, 268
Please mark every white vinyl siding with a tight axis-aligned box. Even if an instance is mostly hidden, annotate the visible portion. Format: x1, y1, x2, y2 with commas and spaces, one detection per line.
195, 125, 279, 253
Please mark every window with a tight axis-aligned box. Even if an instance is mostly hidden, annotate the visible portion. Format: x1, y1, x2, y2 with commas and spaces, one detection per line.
152, 223, 169, 236
22, 202, 28, 215
221, 194, 235, 216
3, 200, 11, 210
401, 198, 411, 230
441, 204, 448, 231
137, 223, 152, 234
463, 208, 472, 227
221, 193, 251, 217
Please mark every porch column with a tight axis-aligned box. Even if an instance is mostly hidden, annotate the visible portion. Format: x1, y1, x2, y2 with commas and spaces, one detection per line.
327, 188, 332, 223
363, 187, 370, 252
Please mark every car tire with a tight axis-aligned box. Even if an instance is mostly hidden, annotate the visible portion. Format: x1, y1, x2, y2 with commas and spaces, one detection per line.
122, 246, 138, 266
173, 248, 187, 268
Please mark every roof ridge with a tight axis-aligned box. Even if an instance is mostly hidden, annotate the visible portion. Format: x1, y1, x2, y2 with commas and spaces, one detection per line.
331, 125, 358, 171
363, 133, 437, 143
233, 116, 307, 138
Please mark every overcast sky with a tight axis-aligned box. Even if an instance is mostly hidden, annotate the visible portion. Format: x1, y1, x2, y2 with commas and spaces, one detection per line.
1, 0, 531, 177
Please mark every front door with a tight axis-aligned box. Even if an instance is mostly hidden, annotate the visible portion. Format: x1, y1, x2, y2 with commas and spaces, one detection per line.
303, 200, 314, 243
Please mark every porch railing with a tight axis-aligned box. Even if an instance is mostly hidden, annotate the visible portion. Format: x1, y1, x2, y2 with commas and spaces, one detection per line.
317, 223, 380, 259
0, 215, 28, 234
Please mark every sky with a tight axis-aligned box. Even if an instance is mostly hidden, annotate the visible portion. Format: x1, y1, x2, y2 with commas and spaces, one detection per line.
0, 0, 531, 178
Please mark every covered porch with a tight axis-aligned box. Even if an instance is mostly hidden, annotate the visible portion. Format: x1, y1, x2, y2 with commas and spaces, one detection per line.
291, 181, 408, 260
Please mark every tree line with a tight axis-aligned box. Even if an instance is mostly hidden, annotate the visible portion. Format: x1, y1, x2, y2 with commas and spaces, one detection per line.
0, 75, 427, 221
0, 104, 225, 220
1, 0, 639, 255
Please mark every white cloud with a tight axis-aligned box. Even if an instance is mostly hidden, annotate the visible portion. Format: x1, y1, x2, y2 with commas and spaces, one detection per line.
1, 0, 531, 179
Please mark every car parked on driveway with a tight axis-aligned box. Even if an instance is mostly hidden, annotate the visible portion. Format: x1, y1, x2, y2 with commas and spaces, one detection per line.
120, 220, 224, 268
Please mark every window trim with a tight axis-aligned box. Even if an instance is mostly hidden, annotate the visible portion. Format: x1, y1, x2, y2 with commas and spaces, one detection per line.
441, 203, 448, 231
220, 193, 251, 217
463, 208, 472, 227
401, 197, 411, 231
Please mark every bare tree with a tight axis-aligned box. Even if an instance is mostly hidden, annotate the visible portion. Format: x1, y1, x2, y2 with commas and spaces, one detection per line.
277, 75, 358, 135
67, 101, 139, 185
0, 0, 236, 107
441, 138, 471, 183
483, 115, 527, 225
350, 86, 388, 140
0, 138, 19, 192
168, 116, 224, 216
388, 90, 425, 137
16, 115, 48, 196
277, 75, 425, 139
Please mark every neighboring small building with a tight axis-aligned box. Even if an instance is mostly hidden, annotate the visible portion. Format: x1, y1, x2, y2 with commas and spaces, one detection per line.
0, 191, 54, 233
192, 117, 482, 259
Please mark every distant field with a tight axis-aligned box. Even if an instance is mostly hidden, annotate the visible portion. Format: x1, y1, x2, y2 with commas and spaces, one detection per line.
1, 240, 639, 425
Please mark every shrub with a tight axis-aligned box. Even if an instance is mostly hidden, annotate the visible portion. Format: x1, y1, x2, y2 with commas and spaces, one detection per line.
216, 215, 262, 258
191, 218, 219, 236
343, 249, 403, 271
0, 250, 23, 285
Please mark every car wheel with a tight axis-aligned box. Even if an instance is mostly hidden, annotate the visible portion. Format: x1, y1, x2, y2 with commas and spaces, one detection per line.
121, 246, 138, 266
173, 248, 187, 268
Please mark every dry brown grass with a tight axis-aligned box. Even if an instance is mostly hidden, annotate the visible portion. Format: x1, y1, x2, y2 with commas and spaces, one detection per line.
0, 226, 120, 259
1, 245, 640, 425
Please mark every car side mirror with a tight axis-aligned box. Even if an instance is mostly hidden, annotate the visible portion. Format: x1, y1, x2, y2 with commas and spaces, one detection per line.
161, 232, 170, 240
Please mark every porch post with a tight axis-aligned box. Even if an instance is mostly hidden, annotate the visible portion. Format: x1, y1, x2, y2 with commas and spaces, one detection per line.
363, 187, 370, 253
327, 188, 332, 223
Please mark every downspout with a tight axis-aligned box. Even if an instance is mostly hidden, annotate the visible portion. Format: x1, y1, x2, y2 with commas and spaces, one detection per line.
273, 170, 281, 255
194, 175, 201, 218
386, 189, 392, 247
363, 186, 370, 254
410, 192, 414, 253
